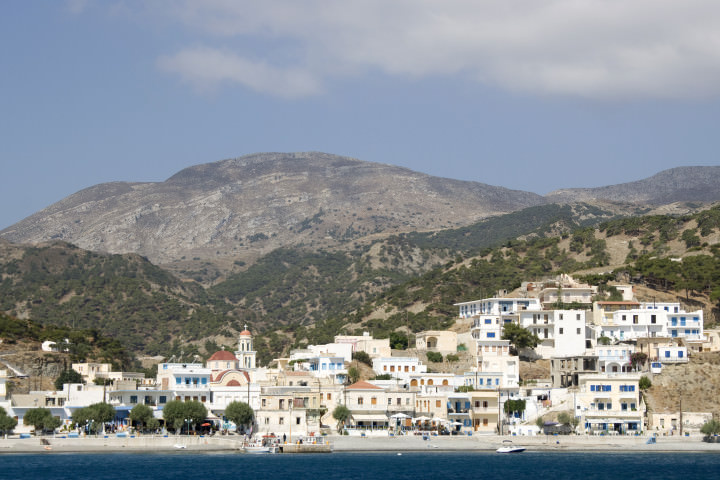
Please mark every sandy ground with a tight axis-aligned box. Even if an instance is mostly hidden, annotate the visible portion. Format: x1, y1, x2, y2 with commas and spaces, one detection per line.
2, 433, 720, 454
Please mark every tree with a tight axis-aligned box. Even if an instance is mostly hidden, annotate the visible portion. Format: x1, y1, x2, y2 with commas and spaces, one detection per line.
162, 400, 207, 434
72, 403, 116, 434
701, 419, 720, 437
426, 351, 443, 363
347, 366, 361, 384
557, 411, 573, 425
352, 351, 372, 366
332, 405, 350, 432
0, 407, 17, 436
225, 401, 254, 431
502, 323, 539, 350
503, 399, 526, 418
630, 352, 648, 370
639, 376, 652, 390
129, 404, 153, 432
54, 369, 84, 390
389, 331, 408, 350
24, 408, 57, 435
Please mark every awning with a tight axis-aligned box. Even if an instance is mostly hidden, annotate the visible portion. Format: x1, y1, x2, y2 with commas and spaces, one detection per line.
587, 418, 629, 424
352, 414, 388, 422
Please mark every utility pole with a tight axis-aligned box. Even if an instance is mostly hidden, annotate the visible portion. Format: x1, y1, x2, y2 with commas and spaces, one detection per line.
679, 398, 683, 436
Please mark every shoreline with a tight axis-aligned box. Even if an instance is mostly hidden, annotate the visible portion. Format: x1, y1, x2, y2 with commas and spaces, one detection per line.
2, 434, 720, 454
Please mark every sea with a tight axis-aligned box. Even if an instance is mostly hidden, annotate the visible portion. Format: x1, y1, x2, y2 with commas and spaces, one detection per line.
0, 451, 718, 480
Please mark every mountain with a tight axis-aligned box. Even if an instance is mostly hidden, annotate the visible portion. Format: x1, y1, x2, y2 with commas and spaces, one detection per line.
0, 152, 545, 278
546, 166, 720, 205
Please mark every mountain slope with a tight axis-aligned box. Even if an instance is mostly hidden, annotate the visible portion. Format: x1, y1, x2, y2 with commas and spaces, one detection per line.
546, 166, 720, 205
0, 152, 545, 274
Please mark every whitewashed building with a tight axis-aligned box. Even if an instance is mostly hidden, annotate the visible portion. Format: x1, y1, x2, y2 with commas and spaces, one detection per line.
574, 373, 644, 435
372, 357, 427, 383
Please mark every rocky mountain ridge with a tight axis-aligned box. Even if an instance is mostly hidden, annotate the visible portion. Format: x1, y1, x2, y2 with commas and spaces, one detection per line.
0, 152, 544, 275
2, 153, 718, 280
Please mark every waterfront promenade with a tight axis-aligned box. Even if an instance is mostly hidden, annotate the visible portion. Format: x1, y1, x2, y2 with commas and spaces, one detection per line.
2, 433, 720, 454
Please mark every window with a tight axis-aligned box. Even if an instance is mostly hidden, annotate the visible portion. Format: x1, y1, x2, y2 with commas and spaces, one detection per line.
436, 400, 442, 408
279, 417, 284, 425
651, 315, 657, 324
296, 417, 301, 425
130, 395, 138, 404
559, 314, 564, 320
279, 399, 285, 409
487, 332, 496, 338
262, 399, 266, 407
397, 398, 401, 405
577, 328, 581, 335
633, 315, 638, 324
371, 397, 377, 405
388, 398, 392, 405
159, 396, 167, 404
358, 397, 364, 405
576, 313, 581, 320
559, 328, 564, 334
265, 417, 269, 425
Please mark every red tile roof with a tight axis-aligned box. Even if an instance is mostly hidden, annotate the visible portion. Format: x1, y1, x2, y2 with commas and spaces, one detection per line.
208, 350, 238, 362
346, 381, 383, 390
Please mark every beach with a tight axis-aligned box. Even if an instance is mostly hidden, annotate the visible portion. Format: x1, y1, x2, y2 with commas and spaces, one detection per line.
2, 433, 719, 454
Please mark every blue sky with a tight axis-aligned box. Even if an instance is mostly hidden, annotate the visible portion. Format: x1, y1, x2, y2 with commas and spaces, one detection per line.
2, 1, 720, 230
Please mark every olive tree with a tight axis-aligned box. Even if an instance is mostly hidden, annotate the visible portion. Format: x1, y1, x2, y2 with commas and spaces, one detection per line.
225, 401, 254, 432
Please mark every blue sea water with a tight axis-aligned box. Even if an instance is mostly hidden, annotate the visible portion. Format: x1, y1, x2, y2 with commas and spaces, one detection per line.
1, 451, 718, 480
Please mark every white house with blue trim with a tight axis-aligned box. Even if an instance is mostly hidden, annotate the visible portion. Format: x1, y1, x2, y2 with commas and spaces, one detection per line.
591, 301, 703, 343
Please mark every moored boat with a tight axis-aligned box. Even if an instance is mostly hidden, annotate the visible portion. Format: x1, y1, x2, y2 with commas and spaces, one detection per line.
496, 440, 526, 453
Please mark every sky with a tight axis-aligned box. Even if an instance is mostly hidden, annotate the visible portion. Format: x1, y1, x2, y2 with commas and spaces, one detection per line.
2, 1, 720, 230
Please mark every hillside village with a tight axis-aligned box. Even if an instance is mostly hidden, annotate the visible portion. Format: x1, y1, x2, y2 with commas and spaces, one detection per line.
2, 273, 717, 439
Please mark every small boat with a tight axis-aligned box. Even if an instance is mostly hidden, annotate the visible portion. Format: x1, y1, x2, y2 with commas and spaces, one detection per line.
243, 444, 277, 454
173, 444, 187, 449
496, 440, 526, 453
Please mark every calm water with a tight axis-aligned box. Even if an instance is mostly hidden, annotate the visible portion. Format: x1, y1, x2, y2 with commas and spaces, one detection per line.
1, 451, 719, 480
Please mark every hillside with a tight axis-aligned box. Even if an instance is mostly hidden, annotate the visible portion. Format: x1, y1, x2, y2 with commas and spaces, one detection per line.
0, 240, 234, 355
0, 152, 546, 279
645, 352, 720, 414
546, 166, 720, 205
2, 202, 720, 366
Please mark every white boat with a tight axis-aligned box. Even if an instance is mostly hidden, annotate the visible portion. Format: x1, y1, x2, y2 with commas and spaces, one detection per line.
496, 440, 526, 453
243, 444, 278, 454
173, 444, 187, 450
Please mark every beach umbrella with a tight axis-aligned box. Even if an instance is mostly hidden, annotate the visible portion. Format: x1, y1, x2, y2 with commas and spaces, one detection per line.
414, 416, 431, 421
390, 413, 410, 419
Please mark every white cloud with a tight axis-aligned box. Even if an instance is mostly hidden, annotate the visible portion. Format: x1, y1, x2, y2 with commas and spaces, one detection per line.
150, 0, 720, 99
157, 47, 322, 98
